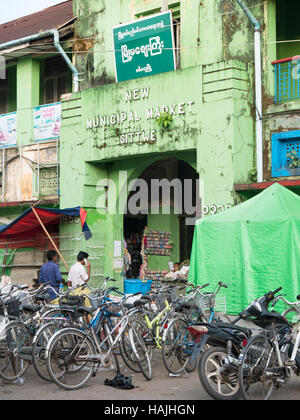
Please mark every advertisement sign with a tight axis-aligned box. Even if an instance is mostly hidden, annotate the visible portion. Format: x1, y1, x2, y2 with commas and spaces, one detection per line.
0, 112, 17, 147
113, 11, 176, 83
33, 102, 61, 141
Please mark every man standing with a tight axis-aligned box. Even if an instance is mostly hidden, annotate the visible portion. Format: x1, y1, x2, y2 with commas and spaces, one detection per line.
68, 251, 91, 288
39, 250, 63, 300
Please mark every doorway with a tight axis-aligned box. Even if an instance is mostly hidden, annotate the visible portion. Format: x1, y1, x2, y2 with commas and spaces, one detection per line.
124, 214, 147, 279
123, 157, 198, 278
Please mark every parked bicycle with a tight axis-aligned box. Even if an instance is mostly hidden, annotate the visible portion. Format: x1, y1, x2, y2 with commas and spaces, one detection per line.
161, 281, 230, 375
238, 287, 300, 400
44, 290, 152, 390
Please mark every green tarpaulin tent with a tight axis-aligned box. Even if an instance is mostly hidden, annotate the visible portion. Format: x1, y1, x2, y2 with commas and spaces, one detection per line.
188, 183, 300, 315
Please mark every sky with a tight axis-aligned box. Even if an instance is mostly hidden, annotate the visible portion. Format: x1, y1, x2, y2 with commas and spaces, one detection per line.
0, 0, 67, 24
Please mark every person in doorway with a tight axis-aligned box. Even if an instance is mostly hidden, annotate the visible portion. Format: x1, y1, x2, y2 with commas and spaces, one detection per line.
38, 250, 63, 300
174, 262, 180, 273
67, 251, 91, 289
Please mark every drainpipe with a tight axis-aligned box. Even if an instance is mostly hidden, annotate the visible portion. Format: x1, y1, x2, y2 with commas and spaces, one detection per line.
236, 0, 263, 183
0, 29, 79, 93
161, 0, 169, 12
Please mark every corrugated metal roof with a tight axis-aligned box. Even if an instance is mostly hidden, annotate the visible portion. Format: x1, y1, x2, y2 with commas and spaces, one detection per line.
0, 0, 74, 44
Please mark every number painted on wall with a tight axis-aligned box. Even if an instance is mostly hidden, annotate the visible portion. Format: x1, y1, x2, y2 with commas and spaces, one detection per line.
60, 215, 80, 224
202, 204, 232, 216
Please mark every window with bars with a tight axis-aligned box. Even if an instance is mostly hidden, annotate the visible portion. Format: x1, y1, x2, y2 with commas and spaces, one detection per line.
271, 130, 300, 177
39, 166, 58, 197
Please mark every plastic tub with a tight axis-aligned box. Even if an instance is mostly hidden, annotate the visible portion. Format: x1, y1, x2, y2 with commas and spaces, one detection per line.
124, 279, 152, 295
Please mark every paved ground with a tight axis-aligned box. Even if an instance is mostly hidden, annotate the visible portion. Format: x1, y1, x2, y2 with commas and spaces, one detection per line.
1, 349, 300, 401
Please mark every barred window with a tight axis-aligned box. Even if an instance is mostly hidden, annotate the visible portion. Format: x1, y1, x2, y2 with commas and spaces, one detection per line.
39, 166, 58, 197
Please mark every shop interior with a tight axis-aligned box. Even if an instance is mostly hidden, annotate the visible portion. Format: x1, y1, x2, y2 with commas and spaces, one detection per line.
123, 158, 198, 281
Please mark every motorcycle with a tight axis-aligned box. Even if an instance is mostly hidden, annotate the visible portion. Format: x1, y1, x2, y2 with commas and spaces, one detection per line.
188, 287, 298, 400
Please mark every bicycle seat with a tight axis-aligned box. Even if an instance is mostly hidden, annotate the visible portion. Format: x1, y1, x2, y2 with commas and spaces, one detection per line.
140, 295, 151, 301
21, 304, 41, 313
123, 303, 135, 310
75, 306, 95, 316
175, 302, 197, 312
34, 294, 49, 302
133, 299, 148, 307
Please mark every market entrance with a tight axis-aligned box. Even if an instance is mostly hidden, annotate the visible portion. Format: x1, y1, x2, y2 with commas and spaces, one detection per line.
123, 158, 198, 282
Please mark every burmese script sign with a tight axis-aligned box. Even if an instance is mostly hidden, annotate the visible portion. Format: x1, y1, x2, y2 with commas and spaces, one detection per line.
86, 87, 195, 146
113, 11, 176, 82
0, 112, 17, 147
33, 102, 61, 142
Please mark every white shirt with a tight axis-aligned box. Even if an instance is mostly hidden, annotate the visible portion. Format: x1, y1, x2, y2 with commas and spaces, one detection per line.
68, 262, 89, 288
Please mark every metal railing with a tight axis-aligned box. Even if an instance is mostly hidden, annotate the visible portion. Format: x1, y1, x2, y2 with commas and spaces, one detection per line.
272, 56, 300, 103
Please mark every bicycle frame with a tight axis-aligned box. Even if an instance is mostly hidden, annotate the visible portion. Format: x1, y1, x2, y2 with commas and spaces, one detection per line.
143, 299, 171, 348
54, 307, 143, 370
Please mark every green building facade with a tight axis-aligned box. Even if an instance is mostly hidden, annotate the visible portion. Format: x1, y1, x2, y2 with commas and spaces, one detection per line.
60, 0, 263, 285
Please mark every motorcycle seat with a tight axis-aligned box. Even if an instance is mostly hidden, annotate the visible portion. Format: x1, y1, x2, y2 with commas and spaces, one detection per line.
213, 321, 252, 337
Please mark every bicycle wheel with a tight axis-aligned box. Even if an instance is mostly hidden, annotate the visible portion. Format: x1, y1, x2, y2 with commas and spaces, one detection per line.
162, 318, 193, 374
32, 321, 65, 382
46, 327, 97, 391
120, 318, 154, 373
127, 319, 152, 380
198, 346, 241, 400
238, 334, 275, 400
0, 321, 33, 382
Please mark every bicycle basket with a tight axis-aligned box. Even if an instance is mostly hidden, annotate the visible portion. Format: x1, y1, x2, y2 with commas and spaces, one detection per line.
0, 298, 20, 318
195, 293, 214, 312
167, 289, 178, 303
155, 293, 167, 312
89, 295, 103, 310
105, 303, 121, 316
214, 295, 227, 314
197, 293, 226, 313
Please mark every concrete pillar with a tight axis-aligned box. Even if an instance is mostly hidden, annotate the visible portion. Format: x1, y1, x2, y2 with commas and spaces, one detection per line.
17, 56, 40, 145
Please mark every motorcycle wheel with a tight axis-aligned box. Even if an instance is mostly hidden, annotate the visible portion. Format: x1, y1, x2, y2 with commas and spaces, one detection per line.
198, 346, 241, 400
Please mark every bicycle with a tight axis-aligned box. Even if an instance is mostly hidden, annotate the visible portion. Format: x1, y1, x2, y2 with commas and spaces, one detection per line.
161, 282, 230, 375
121, 283, 194, 372
0, 283, 94, 383
31, 280, 121, 382
238, 287, 300, 400
0, 283, 54, 383
45, 291, 152, 390
271, 293, 300, 325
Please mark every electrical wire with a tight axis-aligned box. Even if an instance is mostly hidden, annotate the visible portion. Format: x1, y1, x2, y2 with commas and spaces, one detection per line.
3, 37, 300, 57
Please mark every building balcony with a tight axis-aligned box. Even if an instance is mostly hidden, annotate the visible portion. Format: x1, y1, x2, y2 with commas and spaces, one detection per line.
272, 56, 300, 104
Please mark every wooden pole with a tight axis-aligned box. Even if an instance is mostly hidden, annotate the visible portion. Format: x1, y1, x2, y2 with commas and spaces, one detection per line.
31, 206, 70, 271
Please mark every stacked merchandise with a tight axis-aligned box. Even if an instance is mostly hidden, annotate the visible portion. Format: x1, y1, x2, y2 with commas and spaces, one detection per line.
144, 270, 169, 282
139, 227, 173, 282
143, 229, 173, 256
